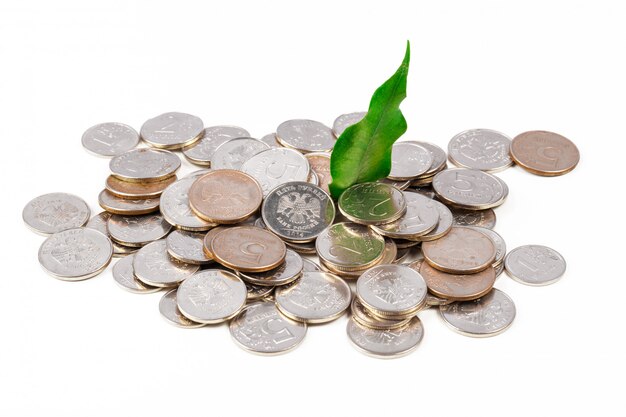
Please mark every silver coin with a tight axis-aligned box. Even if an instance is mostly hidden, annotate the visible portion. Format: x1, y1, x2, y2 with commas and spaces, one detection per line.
159, 289, 205, 328
425, 292, 453, 307
316, 222, 385, 269
133, 240, 198, 287
159, 177, 216, 231
347, 316, 424, 359
176, 269, 247, 324
166, 230, 211, 264
467, 226, 506, 266
432, 168, 506, 209
259, 133, 279, 148
351, 297, 411, 330
419, 200, 453, 241
111, 254, 160, 293
86, 212, 137, 257
439, 288, 516, 337
378, 177, 412, 190
81, 122, 139, 157
302, 258, 321, 272
211, 137, 270, 170
107, 213, 172, 247
262, 181, 335, 243
451, 207, 497, 229
504, 245, 566, 286
140, 112, 204, 150
332, 112, 366, 137
98, 190, 160, 215
109, 148, 180, 183
185, 169, 211, 179
276, 119, 336, 153
182, 125, 250, 166
338, 182, 407, 225
308, 169, 319, 186
38, 227, 113, 280
495, 262, 505, 277
410, 141, 447, 176
448, 129, 513, 172
241, 147, 310, 196
285, 239, 317, 255
229, 301, 307, 355
388, 142, 433, 180
275, 272, 351, 323
356, 264, 427, 315
23, 193, 90, 235
394, 247, 411, 264
246, 283, 274, 301
371, 191, 440, 239
237, 249, 303, 287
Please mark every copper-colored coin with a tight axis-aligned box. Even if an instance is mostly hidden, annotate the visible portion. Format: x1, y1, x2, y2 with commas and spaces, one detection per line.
188, 170, 262, 224
510, 130, 580, 176
98, 189, 160, 215
105, 175, 177, 199
305, 152, 331, 193
422, 226, 496, 274
210, 226, 286, 272
419, 260, 496, 301
202, 226, 229, 259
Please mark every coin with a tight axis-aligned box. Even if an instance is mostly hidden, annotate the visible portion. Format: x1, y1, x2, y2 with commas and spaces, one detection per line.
504, 245, 566, 286
332, 112, 366, 137
210, 226, 286, 272
104, 175, 176, 199
109, 148, 181, 183
319, 238, 396, 279
98, 190, 158, 215
419, 261, 496, 301
371, 191, 439, 240
425, 292, 453, 307
185, 169, 211, 179
23, 192, 90, 235
394, 248, 411, 264
388, 142, 433, 180
350, 298, 411, 330
107, 213, 172, 247
240, 147, 310, 196
275, 272, 351, 323
133, 240, 199, 287
305, 152, 331, 193
410, 185, 436, 199
276, 119, 336, 153
467, 226, 506, 266
182, 125, 250, 166
189, 170, 262, 224
262, 182, 335, 243
338, 182, 407, 225
510, 130, 579, 176
140, 112, 204, 150
159, 177, 216, 231
316, 222, 385, 270
418, 199, 453, 241
176, 269, 247, 324
285, 239, 317, 255
347, 316, 424, 359
246, 283, 274, 301
307, 169, 319, 185
302, 258, 321, 272
81, 122, 139, 157
378, 178, 411, 191
38, 228, 113, 280
448, 129, 513, 172
111, 254, 160, 294
211, 137, 270, 170
202, 226, 228, 259
356, 264, 427, 316
86, 211, 137, 257
422, 226, 496, 274
229, 301, 307, 355
451, 207, 496, 229
166, 230, 211, 264
237, 249, 303, 286
432, 168, 507, 210
259, 133, 279, 148
439, 288, 516, 337
411, 141, 447, 177
159, 289, 205, 328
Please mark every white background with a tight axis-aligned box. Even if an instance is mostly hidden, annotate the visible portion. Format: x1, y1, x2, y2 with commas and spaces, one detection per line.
1, 1, 625, 416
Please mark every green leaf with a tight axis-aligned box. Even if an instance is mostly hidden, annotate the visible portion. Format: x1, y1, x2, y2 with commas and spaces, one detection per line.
329, 41, 410, 199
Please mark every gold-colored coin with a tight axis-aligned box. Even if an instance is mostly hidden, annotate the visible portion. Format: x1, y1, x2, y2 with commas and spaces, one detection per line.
338, 182, 407, 226
210, 226, 286, 273
202, 226, 229, 259
419, 260, 496, 301
351, 298, 412, 330
510, 130, 580, 176
98, 190, 160, 215
189, 170, 262, 224
105, 175, 177, 199
422, 226, 496, 274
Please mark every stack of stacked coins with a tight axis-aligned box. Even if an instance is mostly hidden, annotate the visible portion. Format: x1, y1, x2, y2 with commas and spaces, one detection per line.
23, 111, 577, 358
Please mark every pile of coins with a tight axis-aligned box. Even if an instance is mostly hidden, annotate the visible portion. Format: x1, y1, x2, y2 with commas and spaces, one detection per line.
24, 113, 576, 358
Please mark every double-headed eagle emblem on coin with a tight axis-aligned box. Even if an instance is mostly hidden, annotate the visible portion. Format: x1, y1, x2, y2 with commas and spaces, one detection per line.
276, 191, 320, 224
